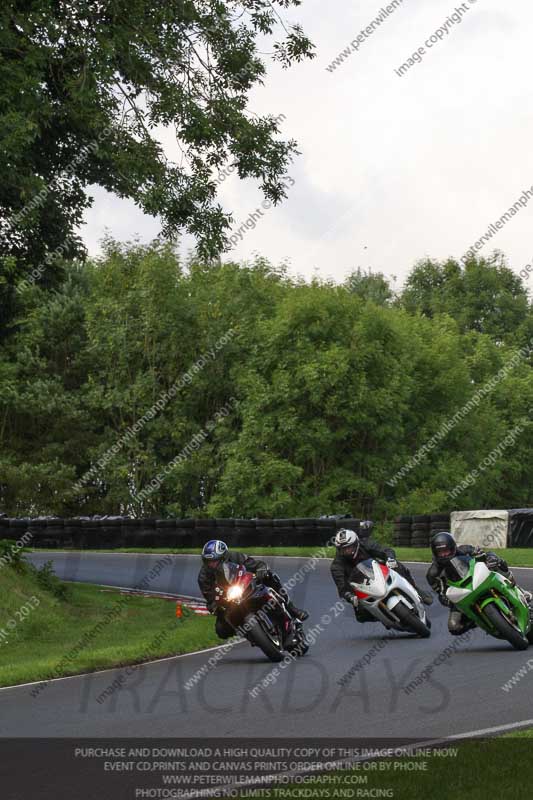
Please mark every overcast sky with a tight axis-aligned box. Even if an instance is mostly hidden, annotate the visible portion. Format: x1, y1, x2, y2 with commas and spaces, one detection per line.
80, 0, 533, 289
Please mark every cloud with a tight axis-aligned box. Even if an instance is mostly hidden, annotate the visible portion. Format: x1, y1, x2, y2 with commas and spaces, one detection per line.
80, 0, 533, 286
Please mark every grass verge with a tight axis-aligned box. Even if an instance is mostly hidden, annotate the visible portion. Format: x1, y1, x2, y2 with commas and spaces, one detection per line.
0, 561, 219, 688
32, 546, 533, 567
236, 735, 533, 800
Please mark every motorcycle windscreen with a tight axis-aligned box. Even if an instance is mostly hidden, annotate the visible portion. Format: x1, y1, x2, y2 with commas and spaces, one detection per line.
349, 559, 375, 584
444, 554, 471, 583
219, 561, 240, 586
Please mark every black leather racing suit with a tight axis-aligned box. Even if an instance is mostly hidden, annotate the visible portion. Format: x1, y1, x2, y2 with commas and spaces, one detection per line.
198, 551, 293, 639
330, 540, 420, 622
426, 545, 514, 634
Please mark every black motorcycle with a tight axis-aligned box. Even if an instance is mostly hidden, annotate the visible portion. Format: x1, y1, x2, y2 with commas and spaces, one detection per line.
215, 562, 309, 662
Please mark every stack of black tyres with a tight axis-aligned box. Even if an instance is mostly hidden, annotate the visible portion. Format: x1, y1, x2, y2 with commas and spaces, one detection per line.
81, 516, 104, 548
154, 518, 177, 548
212, 519, 235, 548
254, 519, 274, 548
9, 517, 30, 543
176, 518, 197, 548
0, 516, 10, 540
194, 517, 216, 548
393, 516, 412, 547
101, 516, 126, 548
338, 518, 360, 533
429, 513, 451, 543
121, 517, 141, 547
272, 519, 294, 547
45, 517, 66, 548
64, 518, 81, 547
136, 518, 158, 548
411, 515, 431, 547
233, 519, 258, 549
2, 516, 453, 550
293, 518, 323, 547
316, 517, 336, 547
27, 517, 48, 547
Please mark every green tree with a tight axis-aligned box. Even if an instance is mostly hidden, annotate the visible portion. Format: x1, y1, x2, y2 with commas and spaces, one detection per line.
0, 268, 90, 514
345, 268, 393, 305
0, 0, 314, 331
3, 242, 533, 521
205, 286, 468, 517
401, 254, 528, 342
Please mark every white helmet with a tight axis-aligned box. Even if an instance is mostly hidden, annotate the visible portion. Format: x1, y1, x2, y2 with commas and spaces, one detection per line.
334, 528, 360, 558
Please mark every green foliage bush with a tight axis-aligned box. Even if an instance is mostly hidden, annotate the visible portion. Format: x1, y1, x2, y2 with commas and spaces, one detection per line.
2, 244, 533, 521
0, 540, 69, 600
0, 539, 27, 572
33, 561, 70, 602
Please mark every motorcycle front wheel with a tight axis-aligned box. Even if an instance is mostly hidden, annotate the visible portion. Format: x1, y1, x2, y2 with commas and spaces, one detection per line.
394, 602, 431, 638
483, 603, 529, 651
287, 633, 309, 657
244, 614, 284, 662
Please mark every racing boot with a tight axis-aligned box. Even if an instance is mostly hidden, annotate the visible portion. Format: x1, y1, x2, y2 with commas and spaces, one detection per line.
404, 574, 433, 605
418, 589, 434, 606
410, 581, 433, 605
502, 570, 532, 603
286, 600, 309, 621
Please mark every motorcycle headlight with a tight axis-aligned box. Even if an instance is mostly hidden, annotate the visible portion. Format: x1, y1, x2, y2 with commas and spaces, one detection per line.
226, 585, 244, 602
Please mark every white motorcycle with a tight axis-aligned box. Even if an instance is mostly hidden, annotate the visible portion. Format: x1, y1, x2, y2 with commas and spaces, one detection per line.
349, 559, 431, 637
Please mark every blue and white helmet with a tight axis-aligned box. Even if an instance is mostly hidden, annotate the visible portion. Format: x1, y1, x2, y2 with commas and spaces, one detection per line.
202, 540, 229, 568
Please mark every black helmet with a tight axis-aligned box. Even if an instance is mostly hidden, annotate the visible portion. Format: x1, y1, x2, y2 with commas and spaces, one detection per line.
431, 532, 457, 562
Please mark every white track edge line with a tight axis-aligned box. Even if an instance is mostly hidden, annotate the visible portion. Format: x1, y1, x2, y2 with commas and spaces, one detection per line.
177, 721, 533, 800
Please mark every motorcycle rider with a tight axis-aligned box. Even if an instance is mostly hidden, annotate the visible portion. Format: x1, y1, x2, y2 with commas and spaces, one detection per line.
331, 525, 434, 621
198, 540, 309, 639
426, 531, 533, 635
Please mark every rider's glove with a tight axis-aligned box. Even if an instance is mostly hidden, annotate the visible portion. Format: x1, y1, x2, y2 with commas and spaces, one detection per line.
486, 554, 499, 570
344, 591, 358, 608
438, 593, 450, 607
255, 566, 269, 581
386, 558, 398, 569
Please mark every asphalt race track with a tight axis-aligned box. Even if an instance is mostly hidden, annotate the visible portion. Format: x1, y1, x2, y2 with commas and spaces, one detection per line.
2, 552, 533, 738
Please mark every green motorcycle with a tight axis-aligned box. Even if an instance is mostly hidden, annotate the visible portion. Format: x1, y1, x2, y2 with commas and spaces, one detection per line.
445, 554, 533, 651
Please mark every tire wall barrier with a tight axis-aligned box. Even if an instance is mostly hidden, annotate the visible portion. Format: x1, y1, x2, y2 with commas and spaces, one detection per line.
393, 513, 451, 548
7, 510, 529, 548
0, 517, 364, 550
508, 509, 533, 548
394, 509, 531, 549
